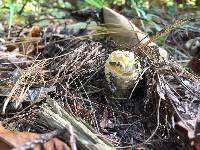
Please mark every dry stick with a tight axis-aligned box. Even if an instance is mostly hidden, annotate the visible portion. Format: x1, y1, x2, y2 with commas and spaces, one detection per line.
162, 60, 199, 96
56, 89, 137, 117
168, 66, 200, 100
77, 78, 100, 133
119, 117, 149, 143
131, 97, 162, 148
2, 94, 43, 124
71, 75, 86, 116
144, 97, 161, 143
136, 17, 199, 49
57, 73, 137, 117
129, 67, 149, 99
65, 123, 77, 150
37, 96, 114, 150
17, 0, 29, 15
3, 30, 116, 48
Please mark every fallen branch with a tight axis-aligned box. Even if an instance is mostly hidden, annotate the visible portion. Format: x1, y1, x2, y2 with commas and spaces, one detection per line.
37, 95, 115, 150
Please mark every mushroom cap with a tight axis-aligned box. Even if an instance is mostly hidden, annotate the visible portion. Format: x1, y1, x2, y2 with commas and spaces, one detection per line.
105, 50, 141, 90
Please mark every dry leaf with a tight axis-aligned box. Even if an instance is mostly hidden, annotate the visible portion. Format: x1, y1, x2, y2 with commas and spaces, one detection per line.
102, 7, 168, 60
0, 124, 70, 150
175, 120, 195, 140
188, 57, 200, 75
102, 7, 139, 45
194, 138, 200, 150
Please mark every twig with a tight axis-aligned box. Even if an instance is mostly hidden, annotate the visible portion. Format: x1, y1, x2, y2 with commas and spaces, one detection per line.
78, 77, 100, 133
170, 69, 200, 100
17, 0, 29, 15
65, 123, 77, 150
129, 67, 149, 99
37, 95, 114, 150
144, 97, 161, 143
2, 94, 43, 124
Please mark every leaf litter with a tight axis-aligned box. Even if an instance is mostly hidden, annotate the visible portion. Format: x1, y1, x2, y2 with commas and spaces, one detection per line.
0, 7, 200, 150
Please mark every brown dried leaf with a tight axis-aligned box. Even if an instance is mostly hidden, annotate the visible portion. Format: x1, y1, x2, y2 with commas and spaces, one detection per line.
175, 120, 195, 140
194, 138, 200, 150
188, 57, 200, 75
102, 7, 139, 45
0, 124, 70, 150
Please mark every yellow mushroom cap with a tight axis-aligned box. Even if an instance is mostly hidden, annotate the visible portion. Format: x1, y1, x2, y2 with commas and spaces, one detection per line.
105, 50, 141, 90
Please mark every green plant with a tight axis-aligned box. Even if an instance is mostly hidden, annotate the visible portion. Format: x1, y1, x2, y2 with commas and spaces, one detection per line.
131, 0, 161, 33
84, 0, 103, 9
7, 0, 19, 36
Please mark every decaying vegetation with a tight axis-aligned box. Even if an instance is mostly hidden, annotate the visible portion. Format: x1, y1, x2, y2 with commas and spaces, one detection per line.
1, 1, 200, 149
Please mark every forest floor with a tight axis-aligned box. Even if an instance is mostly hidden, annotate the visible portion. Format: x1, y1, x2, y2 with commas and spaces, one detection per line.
0, 3, 200, 150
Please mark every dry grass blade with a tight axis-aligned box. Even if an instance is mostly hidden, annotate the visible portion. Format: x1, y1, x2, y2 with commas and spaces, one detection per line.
2, 59, 47, 114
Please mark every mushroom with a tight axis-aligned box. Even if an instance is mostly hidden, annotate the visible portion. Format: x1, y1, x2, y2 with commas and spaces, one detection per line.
105, 50, 142, 98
